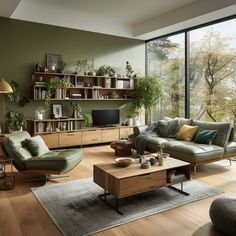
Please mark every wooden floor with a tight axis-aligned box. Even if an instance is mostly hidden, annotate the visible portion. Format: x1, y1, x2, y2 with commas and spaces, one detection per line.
1, 145, 235, 236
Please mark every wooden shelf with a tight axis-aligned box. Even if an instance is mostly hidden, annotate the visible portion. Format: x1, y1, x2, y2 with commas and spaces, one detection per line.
32, 72, 136, 101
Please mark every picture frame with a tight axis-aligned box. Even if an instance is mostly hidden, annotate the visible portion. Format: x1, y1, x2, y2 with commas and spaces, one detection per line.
47, 53, 62, 72
52, 104, 63, 118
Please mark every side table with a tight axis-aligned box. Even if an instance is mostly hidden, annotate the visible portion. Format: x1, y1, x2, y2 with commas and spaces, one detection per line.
0, 156, 15, 190
110, 141, 134, 157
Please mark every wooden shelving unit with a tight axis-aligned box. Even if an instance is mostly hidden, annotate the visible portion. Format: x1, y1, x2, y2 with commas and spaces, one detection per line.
32, 72, 136, 101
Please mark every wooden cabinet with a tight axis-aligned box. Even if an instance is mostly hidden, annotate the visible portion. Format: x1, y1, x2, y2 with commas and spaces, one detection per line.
34, 124, 134, 148
32, 72, 136, 101
41, 133, 60, 148
81, 129, 102, 145
119, 127, 133, 139
101, 128, 119, 142
60, 131, 82, 147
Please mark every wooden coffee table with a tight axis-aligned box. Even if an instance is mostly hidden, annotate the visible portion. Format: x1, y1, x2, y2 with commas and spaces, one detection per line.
93, 156, 191, 214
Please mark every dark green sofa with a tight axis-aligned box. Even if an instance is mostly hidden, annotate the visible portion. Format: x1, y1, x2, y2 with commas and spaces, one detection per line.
132, 119, 236, 172
3, 131, 83, 176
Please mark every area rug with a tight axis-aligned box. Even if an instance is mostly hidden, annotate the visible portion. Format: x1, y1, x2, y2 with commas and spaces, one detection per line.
32, 178, 223, 236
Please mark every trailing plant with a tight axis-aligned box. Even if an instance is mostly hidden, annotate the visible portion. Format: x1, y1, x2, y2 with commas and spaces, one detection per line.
83, 113, 93, 127
133, 75, 162, 124
125, 61, 134, 77
7, 80, 30, 107
5, 110, 26, 132
97, 65, 115, 76
45, 77, 71, 109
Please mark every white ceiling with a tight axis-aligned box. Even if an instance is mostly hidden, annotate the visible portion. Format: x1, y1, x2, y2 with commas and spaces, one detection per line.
0, 0, 236, 40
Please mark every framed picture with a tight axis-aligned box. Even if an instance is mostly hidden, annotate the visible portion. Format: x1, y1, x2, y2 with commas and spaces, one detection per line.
47, 54, 62, 72
52, 104, 63, 118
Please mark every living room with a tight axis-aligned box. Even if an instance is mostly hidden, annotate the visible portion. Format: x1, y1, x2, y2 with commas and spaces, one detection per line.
0, 0, 236, 236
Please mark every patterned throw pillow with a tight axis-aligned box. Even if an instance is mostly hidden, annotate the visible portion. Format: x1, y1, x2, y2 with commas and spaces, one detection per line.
176, 125, 198, 141
194, 129, 217, 145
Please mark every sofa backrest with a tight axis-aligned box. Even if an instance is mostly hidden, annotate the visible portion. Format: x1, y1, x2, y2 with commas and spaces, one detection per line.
3, 131, 33, 170
191, 120, 231, 147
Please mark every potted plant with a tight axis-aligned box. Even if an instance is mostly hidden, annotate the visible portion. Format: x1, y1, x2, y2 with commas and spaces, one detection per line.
45, 77, 71, 109
97, 65, 115, 76
125, 61, 134, 77
133, 75, 162, 125
83, 113, 93, 127
58, 60, 67, 73
5, 110, 26, 133
70, 102, 81, 118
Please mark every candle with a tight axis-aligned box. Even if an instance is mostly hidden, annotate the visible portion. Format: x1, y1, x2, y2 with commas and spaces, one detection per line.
51, 65, 55, 71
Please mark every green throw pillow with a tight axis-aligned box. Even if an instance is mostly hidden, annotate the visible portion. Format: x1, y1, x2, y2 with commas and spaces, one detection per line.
194, 129, 217, 145
25, 135, 49, 156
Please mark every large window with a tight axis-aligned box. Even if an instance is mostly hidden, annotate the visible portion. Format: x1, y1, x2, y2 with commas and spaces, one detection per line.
147, 34, 185, 120
146, 17, 236, 126
190, 19, 236, 124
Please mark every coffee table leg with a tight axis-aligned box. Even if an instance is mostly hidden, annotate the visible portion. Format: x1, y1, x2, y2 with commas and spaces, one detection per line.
99, 190, 123, 215
168, 182, 190, 196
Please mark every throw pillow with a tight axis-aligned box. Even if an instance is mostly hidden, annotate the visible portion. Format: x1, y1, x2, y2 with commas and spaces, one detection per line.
176, 125, 198, 141
165, 118, 180, 138
156, 119, 169, 137
25, 135, 49, 156
194, 129, 217, 145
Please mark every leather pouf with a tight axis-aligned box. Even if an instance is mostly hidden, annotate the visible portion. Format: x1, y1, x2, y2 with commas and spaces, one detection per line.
209, 197, 236, 236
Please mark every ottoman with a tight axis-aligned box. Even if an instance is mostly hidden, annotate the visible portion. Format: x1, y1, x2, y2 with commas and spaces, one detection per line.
209, 197, 236, 236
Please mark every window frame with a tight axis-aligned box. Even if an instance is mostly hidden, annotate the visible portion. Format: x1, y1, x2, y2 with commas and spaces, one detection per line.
145, 14, 236, 118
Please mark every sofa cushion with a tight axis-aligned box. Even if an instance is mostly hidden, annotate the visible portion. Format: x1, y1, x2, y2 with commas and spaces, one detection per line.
24, 149, 83, 173
194, 129, 217, 145
146, 137, 174, 152
25, 135, 49, 156
176, 125, 198, 141
163, 140, 224, 164
191, 120, 231, 147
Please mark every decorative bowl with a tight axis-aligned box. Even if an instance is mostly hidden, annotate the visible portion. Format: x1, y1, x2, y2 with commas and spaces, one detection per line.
115, 157, 135, 167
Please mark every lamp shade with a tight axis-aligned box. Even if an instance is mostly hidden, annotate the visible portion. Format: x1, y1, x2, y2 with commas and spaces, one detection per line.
0, 79, 13, 93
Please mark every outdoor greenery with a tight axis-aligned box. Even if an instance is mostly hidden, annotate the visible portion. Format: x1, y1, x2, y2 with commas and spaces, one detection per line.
147, 18, 236, 132
96, 65, 115, 76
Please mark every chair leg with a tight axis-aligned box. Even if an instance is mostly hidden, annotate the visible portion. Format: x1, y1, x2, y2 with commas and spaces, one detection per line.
229, 159, 232, 166
193, 166, 197, 174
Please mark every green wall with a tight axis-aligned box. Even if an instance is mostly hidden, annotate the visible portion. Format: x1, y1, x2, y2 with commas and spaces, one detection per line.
0, 17, 145, 131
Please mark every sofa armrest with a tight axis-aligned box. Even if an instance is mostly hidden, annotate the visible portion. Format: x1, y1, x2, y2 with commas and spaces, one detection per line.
134, 125, 148, 136
228, 127, 234, 142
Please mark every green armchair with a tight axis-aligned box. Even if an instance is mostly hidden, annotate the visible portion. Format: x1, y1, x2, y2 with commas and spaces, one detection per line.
2, 131, 83, 180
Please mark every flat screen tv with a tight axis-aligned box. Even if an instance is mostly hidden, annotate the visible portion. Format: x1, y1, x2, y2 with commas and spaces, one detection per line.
92, 109, 120, 126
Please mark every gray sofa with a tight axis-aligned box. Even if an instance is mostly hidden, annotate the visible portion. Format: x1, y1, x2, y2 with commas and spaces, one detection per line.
132, 118, 236, 172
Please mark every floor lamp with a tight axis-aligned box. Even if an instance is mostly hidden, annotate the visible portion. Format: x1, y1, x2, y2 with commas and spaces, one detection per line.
0, 79, 13, 133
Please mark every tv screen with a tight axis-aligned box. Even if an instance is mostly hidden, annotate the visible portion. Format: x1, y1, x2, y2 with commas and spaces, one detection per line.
92, 109, 120, 126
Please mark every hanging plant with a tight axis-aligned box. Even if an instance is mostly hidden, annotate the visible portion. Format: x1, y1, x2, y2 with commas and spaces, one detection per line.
45, 77, 72, 109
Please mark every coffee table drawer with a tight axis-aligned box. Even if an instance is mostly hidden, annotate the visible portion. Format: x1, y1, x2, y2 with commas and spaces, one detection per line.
119, 170, 166, 197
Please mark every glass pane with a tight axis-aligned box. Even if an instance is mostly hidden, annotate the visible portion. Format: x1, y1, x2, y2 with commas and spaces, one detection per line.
190, 19, 236, 125
147, 34, 185, 120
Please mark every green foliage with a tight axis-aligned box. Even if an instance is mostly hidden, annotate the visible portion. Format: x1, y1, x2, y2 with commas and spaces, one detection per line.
97, 65, 115, 76
75, 58, 95, 73
7, 80, 30, 107
125, 61, 134, 77
133, 75, 162, 124
45, 77, 71, 109
58, 60, 67, 73
5, 110, 26, 132
83, 113, 93, 127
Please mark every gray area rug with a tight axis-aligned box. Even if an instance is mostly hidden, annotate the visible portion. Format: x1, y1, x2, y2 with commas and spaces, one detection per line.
32, 178, 223, 236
